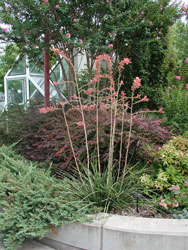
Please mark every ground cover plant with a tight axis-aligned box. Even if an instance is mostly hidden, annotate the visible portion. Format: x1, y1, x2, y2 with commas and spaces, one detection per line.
0, 145, 97, 250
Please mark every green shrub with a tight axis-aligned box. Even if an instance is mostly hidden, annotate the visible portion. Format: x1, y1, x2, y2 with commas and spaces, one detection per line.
161, 80, 188, 133
0, 145, 95, 250
159, 136, 188, 170
140, 135, 188, 209
183, 130, 188, 139
0, 103, 42, 147
0, 104, 26, 146
15, 108, 172, 172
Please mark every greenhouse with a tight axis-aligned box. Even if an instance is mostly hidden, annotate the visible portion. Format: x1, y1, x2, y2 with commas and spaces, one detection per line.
3, 55, 69, 107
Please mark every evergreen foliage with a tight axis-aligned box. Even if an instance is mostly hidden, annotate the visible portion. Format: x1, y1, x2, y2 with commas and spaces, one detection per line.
0, 145, 95, 250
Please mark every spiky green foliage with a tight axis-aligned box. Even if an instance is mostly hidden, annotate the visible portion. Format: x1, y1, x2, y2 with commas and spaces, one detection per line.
0, 145, 95, 250
60, 162, 150, 213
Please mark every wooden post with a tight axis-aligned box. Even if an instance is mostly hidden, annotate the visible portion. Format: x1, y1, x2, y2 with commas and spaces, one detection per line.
44, 33, 50, 107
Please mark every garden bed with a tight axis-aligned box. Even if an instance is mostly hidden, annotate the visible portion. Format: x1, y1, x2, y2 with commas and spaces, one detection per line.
39, 214, 188, 250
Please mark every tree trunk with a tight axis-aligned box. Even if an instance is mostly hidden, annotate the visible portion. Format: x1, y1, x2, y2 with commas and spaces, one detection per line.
44, 33, 50, 107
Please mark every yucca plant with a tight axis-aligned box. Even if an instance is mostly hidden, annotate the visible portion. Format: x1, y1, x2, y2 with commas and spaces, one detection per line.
60, 161, 150, 213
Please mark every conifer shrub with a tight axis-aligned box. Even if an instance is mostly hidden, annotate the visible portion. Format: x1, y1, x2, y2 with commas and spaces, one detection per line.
0, 145, 95, 250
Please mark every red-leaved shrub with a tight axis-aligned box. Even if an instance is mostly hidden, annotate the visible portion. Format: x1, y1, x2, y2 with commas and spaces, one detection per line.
17, 106, 172, 173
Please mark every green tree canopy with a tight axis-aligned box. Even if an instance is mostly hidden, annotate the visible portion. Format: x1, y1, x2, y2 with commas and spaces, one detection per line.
162, 20, 188, 87
0, 43, 19, 92
0, 0, 183, 107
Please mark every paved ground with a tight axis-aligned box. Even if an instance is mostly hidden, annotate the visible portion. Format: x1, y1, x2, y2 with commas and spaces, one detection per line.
0, 239, 55, 250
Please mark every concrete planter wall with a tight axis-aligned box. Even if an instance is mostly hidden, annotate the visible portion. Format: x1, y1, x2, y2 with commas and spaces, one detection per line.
40, 214, 188, 250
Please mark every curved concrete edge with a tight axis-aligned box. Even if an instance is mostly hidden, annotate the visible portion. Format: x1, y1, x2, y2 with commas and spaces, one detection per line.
39, 214, 188, 250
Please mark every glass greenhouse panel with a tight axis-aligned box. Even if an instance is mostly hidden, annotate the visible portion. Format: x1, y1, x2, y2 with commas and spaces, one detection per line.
32, 77, 44, 91
29, 81, 44, 103
32, 77, 44, 85
4, 54, 72, 107
50, 64, 61, 82
9, 57, 26, 76
50, 86, 67, 102
50, 59, 69, 82
50, 82, 56, 94
7, 79, 25, 104
30, 64, 44, 75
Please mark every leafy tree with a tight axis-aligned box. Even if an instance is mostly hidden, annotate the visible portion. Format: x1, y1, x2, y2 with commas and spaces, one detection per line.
170, 20, 188, 62
162, 20, 188, 87
0, 0, 182, 106
0, 43, 19, 92
115, 0, 183, 108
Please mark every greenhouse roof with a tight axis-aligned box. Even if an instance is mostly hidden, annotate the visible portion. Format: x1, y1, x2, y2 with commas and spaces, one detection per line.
4, 55, 68, 106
